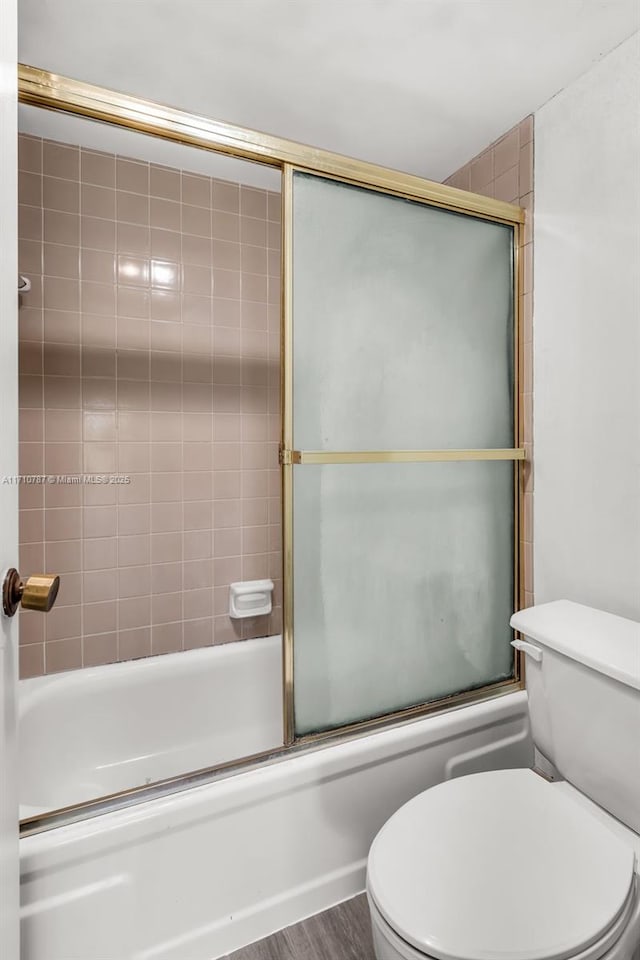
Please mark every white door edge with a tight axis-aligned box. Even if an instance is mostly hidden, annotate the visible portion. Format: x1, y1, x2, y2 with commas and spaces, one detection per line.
0, 1, 20, 957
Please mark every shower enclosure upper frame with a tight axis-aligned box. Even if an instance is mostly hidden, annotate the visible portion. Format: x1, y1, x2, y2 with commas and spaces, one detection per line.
17, 63, 527, 831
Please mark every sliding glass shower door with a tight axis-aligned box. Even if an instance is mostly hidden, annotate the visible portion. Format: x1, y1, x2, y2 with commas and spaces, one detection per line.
285, 170, 521, 739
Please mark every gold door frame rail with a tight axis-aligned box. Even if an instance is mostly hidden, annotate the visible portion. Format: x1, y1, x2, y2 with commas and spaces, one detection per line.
18, 64, 524, 225
284, 448, 525, 465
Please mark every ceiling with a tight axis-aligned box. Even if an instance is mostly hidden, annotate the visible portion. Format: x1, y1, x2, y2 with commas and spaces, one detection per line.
18, 0, 640, 182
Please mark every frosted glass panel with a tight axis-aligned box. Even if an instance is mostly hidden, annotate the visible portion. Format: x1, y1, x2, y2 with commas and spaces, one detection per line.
292, 172, 514, 450
293, 462, 514, 736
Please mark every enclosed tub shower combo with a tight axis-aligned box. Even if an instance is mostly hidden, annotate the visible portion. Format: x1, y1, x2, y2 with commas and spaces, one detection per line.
14, 64, 535, 959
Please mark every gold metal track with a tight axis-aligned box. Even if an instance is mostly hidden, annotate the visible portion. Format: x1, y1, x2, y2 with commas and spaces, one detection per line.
287, 448, 526, 465
18, 64, 524, 225
20, 676, 522, 838
281, 167, 295, 747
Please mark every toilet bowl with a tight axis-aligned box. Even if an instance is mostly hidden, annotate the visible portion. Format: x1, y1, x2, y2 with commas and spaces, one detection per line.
367, 769, 640, 960
366, 602, 640, 960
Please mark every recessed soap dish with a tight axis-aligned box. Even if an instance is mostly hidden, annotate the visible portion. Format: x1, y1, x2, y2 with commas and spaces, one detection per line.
229, 579, 274, 619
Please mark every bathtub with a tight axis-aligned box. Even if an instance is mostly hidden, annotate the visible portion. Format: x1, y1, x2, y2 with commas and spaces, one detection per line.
19, 636, 283, 818
19, 637, 533, 960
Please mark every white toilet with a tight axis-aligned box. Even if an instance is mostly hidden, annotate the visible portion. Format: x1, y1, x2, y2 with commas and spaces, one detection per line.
367, 600, 640, 960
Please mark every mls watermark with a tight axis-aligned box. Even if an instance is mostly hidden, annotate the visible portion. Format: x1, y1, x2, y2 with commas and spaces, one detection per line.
1, 475, 132, 485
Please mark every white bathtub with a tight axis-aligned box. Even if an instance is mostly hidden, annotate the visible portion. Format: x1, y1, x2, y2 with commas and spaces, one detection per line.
19, 637, 533, 960
19, 636, 283, 818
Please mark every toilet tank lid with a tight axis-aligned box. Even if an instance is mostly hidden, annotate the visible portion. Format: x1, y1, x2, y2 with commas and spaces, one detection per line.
511, 600, 640, 691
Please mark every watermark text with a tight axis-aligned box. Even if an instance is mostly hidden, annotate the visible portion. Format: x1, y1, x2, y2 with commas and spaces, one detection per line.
1, 474, 131, 485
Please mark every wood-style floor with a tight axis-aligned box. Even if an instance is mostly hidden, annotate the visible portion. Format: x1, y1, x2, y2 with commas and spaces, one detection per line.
225, 894, 375, 960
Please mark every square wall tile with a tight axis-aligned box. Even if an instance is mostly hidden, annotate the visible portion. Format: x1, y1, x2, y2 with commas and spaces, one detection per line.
81, 150, 116, 188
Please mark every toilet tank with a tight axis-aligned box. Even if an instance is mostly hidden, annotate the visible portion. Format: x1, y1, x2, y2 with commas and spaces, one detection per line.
510, 601, 640, 834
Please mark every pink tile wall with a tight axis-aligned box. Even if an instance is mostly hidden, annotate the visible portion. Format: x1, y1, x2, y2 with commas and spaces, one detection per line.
17, 134, 282, 678
444, 116, 534, 607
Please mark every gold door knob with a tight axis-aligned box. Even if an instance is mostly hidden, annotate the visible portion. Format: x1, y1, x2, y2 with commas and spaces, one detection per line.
2, 568, 60, 617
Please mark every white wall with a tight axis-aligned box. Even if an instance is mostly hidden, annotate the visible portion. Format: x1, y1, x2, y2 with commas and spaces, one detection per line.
534, 32, 640, 620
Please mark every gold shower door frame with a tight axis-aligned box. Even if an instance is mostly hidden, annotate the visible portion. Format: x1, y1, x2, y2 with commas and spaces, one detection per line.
280, 164, 525, 745
17, 65, 526, 833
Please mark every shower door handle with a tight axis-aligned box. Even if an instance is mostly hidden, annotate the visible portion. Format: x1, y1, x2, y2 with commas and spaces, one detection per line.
2, 568, 60, 617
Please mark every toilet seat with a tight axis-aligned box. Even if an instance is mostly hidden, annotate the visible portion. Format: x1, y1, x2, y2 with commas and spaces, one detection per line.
367, 769, 637, 960
367, 886, 639, 960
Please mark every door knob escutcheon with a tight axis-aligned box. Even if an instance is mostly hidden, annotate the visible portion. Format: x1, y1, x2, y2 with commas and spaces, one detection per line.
2, 569, 60, 617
